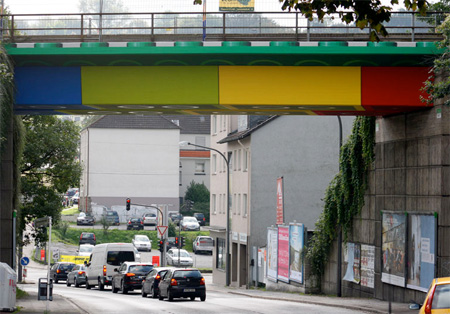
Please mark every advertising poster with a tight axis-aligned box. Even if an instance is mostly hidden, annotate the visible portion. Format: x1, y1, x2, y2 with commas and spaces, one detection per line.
361, 244, 375, 288
381, 212, 407, 287
267, 228, 278, 281
407, 214, 436, 292
219, 0, 255, 12
289, 224, 304, 283
277, 226, 290, 283
343, 242, 361, 284
276, 177, 284, 225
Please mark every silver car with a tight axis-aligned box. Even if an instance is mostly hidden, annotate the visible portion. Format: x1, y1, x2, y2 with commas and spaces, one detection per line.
166, 249, 193, 267
132, 235, 152, 252
180, 216, 200, 231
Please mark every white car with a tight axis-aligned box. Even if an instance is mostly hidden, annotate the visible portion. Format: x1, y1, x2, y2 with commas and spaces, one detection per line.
193, 236, 214, 255
142, 213, 157, 226
180, 216, 200, 231
77, 244, 95, 257
166, 249, 193, 267
132, 235, 152, 252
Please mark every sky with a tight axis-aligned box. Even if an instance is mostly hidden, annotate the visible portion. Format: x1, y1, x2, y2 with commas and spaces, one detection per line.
4, 0, 426, 15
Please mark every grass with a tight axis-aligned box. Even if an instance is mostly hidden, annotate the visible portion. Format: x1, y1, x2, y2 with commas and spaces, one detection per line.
52, 227, 210, 252
16, 288, 28, 299
61, 207, 80, 216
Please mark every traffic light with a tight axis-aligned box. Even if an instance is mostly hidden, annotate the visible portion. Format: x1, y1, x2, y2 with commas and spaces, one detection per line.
158, 240, 164, 252
126, 198, 131, 211
175, 237, 179, 248
180, 237, 186, 248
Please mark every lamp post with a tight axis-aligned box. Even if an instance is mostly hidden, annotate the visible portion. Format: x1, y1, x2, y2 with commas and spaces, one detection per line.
179, 141, 230, 286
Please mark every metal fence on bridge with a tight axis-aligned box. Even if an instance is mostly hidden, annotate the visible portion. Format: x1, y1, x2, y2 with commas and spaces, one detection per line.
0, 11, 445, 43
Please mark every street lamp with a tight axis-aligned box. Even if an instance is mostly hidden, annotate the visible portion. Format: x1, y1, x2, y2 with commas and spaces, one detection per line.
179, 141, 231, 286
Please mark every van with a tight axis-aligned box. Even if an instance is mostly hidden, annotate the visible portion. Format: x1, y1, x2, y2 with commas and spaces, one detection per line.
85, 243, 136, 290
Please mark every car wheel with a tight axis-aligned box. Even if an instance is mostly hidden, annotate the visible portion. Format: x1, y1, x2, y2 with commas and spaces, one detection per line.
200, 295, 206, 301
98, 278, 105, 291
85, 278, 91, 290
112, 281, 118, 294
66, 280, 71, 287
54, 276, 58, 284
190, 296, 195, 301
168, 289, 173, 302
151, 286, 157, 299
141, 288, 147, 298
121, 281, 128, 294
74, 278, 79, 288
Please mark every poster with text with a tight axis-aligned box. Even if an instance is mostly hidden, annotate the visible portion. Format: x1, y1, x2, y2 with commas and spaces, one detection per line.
277, 226, 290, 283
343, 242, 361, 284
407, 214, 436, 292
381, 212, 407, 287
276, 177, 284, 225
361, 244, 375, 288
219, 0, 255, 12
289, 224, 304, 283
267, 228, 278, 281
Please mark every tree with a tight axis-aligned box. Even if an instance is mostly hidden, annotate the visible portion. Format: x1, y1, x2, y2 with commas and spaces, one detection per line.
19, 116, 82, 246
183, 181, 210, 221
193, 0, 428, 41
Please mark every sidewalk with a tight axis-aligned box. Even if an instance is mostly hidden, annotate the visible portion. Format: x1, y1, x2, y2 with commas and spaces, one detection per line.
14, 289, 88, 314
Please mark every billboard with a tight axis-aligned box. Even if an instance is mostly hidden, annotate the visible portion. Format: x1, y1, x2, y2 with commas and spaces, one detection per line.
289, 224, 304, 283
343, 242, 361, 284
267, 227, 278, 281
361, 244, 375, 288
381, 212, 407, 287
219, 0, 255, 12
407, 214, 436, 292
277, 226, 290, 283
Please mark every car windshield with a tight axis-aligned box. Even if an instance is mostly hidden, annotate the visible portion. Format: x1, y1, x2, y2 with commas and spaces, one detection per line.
174, 270, 201, 279
107, 251, 135, 266
145, 213, 156, 217
79, 246, 94, 253
60, 264, 75, 270
82, 233, 94, 238
130, 218, 140, 223
135, 236, 149, 242
129, 265, 153, 273
172, 251, 190, 257
79, 213, 86, 217
432, 284, 450, 309
184, 217, 197, 223
107, 212, 117, 216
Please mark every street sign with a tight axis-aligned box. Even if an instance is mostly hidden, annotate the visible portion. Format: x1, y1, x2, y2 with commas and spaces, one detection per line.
20, 257, 30, 266
157, 226, 168, 238
52, 248, 59, 261
34, 216, 49, 228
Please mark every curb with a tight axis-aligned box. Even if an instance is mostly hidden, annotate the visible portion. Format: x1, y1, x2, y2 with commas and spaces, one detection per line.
63, 295, 90, 314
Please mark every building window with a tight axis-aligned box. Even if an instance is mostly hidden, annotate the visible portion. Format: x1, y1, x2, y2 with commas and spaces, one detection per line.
238, 149, 241, 171
222, 194, 225, 214
233, 150, 237, 171
195, 136, 206, 147
216, 238, 226, 270
243, 150, 248, 171
233, 194, 236, 215
222, 115, 226, 131
212, 154, 217, 174
243, 194, 248, 217
179, 170, 182, 186
195, 162, 205, 175
212, 194, 216, 214
212, 115, 217, 134
238, 194, 241, 215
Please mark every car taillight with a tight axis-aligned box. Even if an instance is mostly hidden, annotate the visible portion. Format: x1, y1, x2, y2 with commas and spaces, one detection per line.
141, 221, 143, 225
170, 278, 178, 286
424, 284, 437, 314
56, 269, 61, 274
103, 265, 107, 276
155, 274, 161, 280
78, 271, 85, 275
203, 218, 205, 221
128, 221, 131, 224
200, 277, 205, 285
126, 273, 136, 277
93, 234, 96, 240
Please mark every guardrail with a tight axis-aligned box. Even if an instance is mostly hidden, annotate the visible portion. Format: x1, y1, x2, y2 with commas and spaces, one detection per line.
0, 11, 446, 43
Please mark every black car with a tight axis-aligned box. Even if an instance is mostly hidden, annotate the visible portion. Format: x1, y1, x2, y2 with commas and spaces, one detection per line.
169, 213, 183, 226
79, 232, 96, 245
141, 267, 172, 298
49, 262, 75, 283
66, 264, 87, 287
127, 217, 144, 230
193, 213, 206, 226
158, 268, 206, 302
111, 262, 154, 294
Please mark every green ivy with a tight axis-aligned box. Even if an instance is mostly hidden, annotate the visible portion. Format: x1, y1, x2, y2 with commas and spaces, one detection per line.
306, 116, 375, 280
0, 45, 14, 154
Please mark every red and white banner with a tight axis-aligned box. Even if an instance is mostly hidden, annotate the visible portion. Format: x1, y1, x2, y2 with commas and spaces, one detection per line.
277, 226, 290, 283
276, 177, 284, 225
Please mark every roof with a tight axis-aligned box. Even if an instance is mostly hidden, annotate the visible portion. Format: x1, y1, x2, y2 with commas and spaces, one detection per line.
162, 115, 211, 134
86, 115, 180, 130
218, 115, 278, 143
180, 150, 210, 158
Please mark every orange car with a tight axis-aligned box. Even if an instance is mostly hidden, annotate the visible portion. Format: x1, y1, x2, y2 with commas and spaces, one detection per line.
410, 277, 450, 313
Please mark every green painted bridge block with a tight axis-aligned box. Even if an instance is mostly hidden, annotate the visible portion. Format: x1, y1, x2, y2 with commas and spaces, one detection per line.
34, 43, 62, 48
127, 42, 156, 47
367, 42, 396, 47
81, 42, 109, 48
270, 41, 299, 47
222, 41, 251, 47
175, 41, 203, 47
319, 41, 348, 47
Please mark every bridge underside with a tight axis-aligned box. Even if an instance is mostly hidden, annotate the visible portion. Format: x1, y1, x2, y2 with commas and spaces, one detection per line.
6, 41, 440, 116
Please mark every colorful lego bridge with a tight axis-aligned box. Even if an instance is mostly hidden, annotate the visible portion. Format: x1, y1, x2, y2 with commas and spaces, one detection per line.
6, 41, 441, 116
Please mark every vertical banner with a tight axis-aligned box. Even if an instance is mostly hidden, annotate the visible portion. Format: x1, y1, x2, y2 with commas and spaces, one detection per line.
276, 177, 284, 225
343, 242, 361, 284
289, 224, 304, 283
219, 0, 255, 11
381, 212, 407, 287
277, 226, 290, 283
407, 214, 436, 292
267, 228, 278, 281
361, 244, 375, 288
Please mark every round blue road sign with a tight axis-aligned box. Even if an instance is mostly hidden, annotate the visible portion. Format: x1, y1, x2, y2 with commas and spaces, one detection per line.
20, 257, 30, 266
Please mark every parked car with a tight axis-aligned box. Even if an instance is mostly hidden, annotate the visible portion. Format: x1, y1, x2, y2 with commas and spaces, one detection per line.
66, 264, 87, 287
193, 236, 214, 255
127, 217, 144, 230
49, 262, 75, 283
169, 213, 183, 226
85, 243, 138, 290
132, 235, 152, 252
72, 192, 80, 205
141, 267, 172, 298
111, 262, 154, 294
77, 244, 95, 257
63, 188, 78, 207
409, 277, 450, 313
103, 210, 120, 226
77, 213, 95, 226
180, 216, 200, 231
165, 237, 179, 251
79, 232, 96, 245
166, 249, 193, 267
142, 213, 157, 226
193, 213, 206, 226
158, 268, 206, 302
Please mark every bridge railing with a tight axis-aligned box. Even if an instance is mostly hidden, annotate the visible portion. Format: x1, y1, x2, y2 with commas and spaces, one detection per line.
0, 11, 445, 43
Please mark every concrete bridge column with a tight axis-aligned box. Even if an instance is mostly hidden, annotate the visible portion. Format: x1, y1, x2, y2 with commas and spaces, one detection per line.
0, 115, 14, 268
